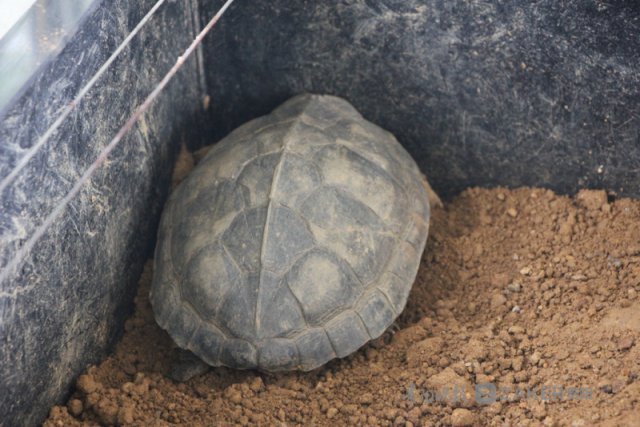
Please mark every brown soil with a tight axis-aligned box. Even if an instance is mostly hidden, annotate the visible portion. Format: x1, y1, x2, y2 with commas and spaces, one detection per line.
45, 185, 640, 427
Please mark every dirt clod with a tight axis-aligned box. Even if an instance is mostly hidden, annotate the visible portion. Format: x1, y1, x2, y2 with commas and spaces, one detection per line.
76, 375, 99, 395
451, 408, 477, 426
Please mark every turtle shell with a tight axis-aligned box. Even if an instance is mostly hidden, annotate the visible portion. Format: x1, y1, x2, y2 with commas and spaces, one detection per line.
150, 94, 430, 372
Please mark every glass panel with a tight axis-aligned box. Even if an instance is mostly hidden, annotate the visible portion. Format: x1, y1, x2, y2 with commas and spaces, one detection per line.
0, 0, 39, 39
0, 0, 98, 112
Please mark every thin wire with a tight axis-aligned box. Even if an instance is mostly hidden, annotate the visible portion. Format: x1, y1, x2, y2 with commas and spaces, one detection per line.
0, 0, 237, 287
0, 0, 168, 196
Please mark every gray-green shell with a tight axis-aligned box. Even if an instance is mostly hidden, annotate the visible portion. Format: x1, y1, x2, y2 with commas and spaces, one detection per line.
150, 94, 430, 372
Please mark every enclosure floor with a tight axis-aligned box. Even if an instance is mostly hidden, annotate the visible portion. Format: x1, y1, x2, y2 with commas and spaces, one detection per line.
45, 187, 640, 426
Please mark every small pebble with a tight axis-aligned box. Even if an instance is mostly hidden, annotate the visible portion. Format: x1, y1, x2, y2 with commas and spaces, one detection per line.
67, 399, 83, 417
117, 406, 134, 425
507, 282, 522, 293
451, 408, 477, 426
491, 293, 507, 308
249, 377, 264, 392
359, 393, 374, 405
530, 351, 541, 365
508, 325, 525, 334
512, 356, 524, 371
76, 375, 99, 395
617, 337, 634, 351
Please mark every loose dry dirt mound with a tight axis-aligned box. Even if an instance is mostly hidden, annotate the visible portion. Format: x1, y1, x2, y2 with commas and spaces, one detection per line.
46, 187, 640, 426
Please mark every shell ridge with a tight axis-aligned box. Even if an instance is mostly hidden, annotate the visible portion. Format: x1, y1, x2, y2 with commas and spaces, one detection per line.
256, 96, 318, 339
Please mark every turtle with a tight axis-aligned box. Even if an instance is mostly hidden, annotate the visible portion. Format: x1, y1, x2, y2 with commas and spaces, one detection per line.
150, 94, 431, 377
